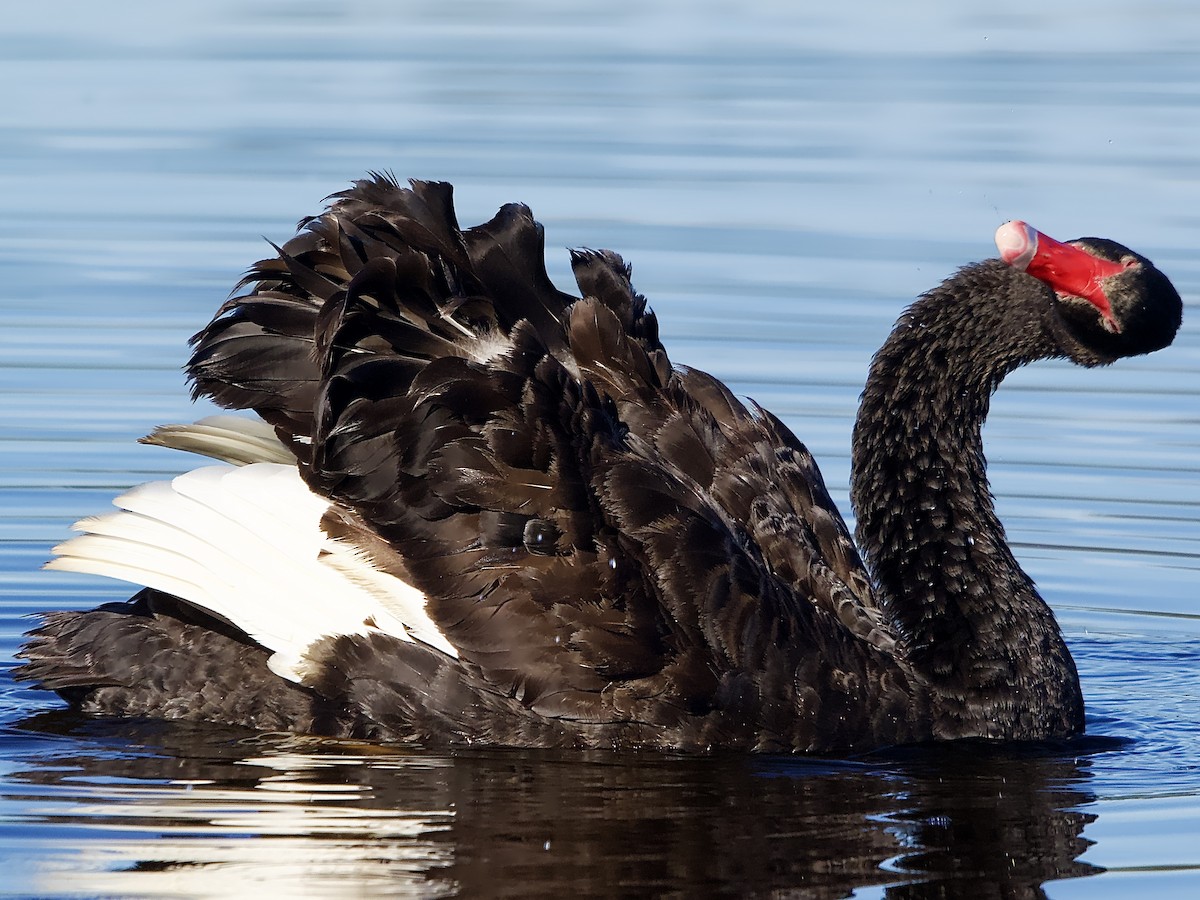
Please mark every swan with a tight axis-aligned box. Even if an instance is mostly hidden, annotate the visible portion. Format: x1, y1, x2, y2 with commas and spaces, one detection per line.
16, 176, 1183, 753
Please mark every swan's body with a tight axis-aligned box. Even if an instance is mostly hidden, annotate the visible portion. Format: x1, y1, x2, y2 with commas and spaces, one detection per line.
16, 178, 1182, 753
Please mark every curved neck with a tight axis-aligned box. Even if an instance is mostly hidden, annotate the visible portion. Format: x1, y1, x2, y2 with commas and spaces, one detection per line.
850, 261, 1083, 738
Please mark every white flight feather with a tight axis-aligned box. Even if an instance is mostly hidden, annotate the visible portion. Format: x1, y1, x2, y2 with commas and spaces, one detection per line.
141, 415, 293, 465
47, 460, 458, 684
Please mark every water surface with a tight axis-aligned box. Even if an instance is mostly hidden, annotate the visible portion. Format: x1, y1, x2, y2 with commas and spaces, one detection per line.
3, 1, 1200, 896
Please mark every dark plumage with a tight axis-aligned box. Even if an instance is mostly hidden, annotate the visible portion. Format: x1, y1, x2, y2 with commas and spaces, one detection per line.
16, 176, 1183, 753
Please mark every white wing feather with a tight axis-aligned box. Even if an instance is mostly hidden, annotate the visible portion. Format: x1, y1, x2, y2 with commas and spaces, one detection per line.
140, 415, 294, 465
47, 460, 458, 684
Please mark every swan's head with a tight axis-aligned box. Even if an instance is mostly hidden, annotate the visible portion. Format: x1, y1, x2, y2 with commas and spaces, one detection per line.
995, 220, 1182, 365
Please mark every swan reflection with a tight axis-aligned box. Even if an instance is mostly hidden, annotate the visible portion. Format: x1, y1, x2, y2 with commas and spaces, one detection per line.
6, 714, 1103, 897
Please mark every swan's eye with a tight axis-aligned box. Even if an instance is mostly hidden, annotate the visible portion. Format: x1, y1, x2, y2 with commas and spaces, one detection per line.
523, 518, 560, 555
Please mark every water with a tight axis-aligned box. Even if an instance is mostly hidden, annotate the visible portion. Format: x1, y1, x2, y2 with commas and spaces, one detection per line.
2, 0, 1200, 895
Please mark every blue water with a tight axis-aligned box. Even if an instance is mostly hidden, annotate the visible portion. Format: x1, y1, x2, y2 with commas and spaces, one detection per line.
3, 1, 1200, 896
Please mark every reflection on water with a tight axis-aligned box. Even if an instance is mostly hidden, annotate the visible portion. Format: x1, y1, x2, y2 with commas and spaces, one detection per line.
2, 712, 1104, 898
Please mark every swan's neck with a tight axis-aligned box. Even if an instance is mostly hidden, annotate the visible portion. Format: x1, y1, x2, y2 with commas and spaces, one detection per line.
850, 262, 1084, 738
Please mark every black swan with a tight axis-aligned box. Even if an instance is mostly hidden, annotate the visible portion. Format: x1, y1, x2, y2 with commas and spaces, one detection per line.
16, 176, 1183, 753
